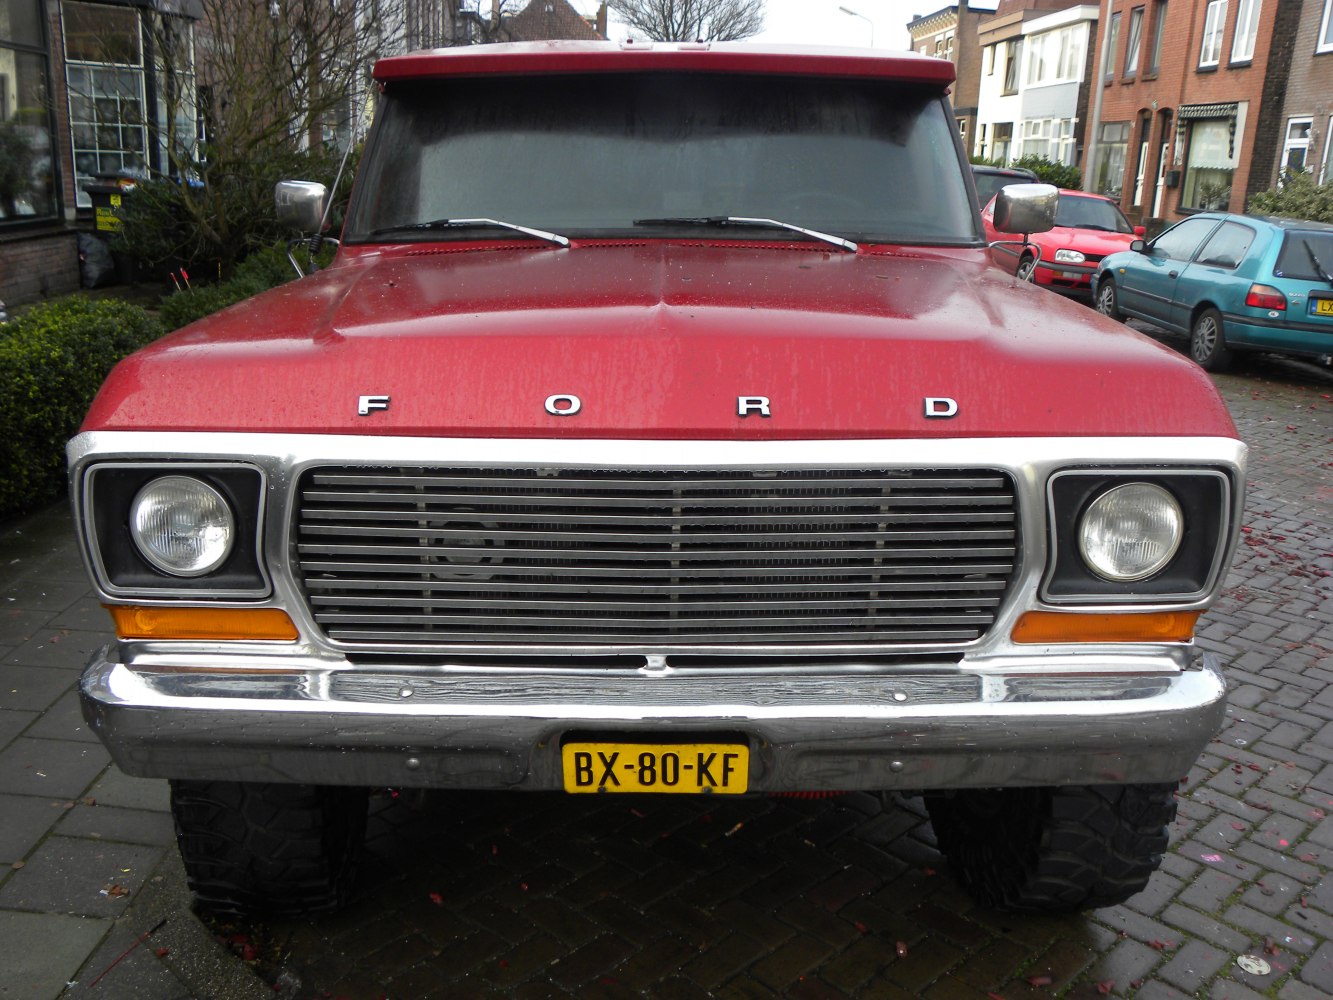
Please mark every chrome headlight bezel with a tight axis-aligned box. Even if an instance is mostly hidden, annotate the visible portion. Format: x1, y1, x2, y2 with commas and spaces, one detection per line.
80, 462, 270, 599
1042, 468, 1233, 605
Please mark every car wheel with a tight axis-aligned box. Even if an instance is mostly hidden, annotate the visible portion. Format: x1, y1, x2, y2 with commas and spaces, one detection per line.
1016, 254, 1037, 282
924, 783, 1177, 912
1189, 307, 1233, 372
1095, 277, 1124, 321
171, 780, 368, 916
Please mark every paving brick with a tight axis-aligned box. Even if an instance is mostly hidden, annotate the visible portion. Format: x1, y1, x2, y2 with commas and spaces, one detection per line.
0, 910, 112, 1000
0, 835, 163, 918
0, 737, 108, 798
1157, 939, 1230, 994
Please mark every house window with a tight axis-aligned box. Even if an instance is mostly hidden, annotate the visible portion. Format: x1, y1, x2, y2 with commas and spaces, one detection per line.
1181, 118, 1236, 211
993, 121, 1013, 163
1124, 7, 1144, 76
1104, 12, 1121, 83
1026, 25, 1085, 86
1230, 0, 1260, 63
1093, 121, 1130, 198
986, 43, 996, 75
1323, 116, 1333, 184
1319, 0, 1333, 54
64, 1, 150, 209
977, 122, 988, 158
1021, 118, 1078, 164
1003, 38, 1022, 94
957, 118, 968, 150
1147, 1, 1167, 73
0, 0, 57, 222
1280, 118, 1313, 176
1199, 0, 1226, 68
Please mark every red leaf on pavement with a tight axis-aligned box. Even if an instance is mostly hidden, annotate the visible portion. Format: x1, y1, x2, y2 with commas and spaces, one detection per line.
854, 921, 868, 934
1149, 939, 1174, 951
986, 993, 1007, 1000
154, 947, 170, 958
1025, 974, 1052, 987
428, 892, 443, 905
1231, 822, 1245, 830
896, 941, 908, 957
1096, 982, 1115, 995
1265, 937, 1280, 956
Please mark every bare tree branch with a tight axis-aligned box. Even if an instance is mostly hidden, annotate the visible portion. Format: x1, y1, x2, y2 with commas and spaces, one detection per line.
609, 0, 765, 42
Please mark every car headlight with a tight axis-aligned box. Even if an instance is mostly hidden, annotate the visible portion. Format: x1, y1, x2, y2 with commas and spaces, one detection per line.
130, 476, 235, 577
1053, 249, 1086, 264
1078, 483, 1183, 582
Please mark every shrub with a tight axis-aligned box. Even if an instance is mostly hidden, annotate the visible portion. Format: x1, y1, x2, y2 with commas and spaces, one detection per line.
1008, 155, 1082, 190
157, 242, 326, 331
0, 299, 164, 521
1249, 172, 1333, 224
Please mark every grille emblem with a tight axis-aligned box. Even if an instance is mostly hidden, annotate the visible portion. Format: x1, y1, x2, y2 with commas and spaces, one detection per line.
545, 394, 582, 416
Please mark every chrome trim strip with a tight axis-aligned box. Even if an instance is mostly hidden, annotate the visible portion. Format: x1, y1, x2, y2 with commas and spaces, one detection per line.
68, 431, 1247, 661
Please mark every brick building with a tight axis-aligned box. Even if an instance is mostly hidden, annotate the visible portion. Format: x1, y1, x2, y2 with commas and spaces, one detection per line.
908, 2, 992, 156
1081, 0, 1296, 228
1268, 0, 1333, 184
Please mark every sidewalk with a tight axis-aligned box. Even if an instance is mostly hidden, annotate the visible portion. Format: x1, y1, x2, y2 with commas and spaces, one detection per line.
0, 502, 269, 1000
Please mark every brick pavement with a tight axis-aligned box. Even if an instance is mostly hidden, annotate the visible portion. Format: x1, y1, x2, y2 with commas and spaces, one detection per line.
0, 333, 1328, 1000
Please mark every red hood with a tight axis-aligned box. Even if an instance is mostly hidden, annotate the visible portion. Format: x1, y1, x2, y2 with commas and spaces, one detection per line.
83, 242, 1236, 439
1036, 226, 1139, 257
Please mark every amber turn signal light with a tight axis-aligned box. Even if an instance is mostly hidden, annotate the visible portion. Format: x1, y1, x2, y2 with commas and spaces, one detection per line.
107, 606, 299, 641
1012, 610, 1199, 644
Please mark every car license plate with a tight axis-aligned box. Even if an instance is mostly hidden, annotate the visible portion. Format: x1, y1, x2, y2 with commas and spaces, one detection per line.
1061, 271, 1084, 280
562, 741, 748, 794
1311, 298, 1333, 317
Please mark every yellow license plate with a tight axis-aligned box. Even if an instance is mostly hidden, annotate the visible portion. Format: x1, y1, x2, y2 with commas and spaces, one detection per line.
1312, 298, 1333, 316
562, 742, 749, 794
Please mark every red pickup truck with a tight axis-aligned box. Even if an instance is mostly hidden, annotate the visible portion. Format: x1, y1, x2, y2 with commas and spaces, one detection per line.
70, 42, 1244, 917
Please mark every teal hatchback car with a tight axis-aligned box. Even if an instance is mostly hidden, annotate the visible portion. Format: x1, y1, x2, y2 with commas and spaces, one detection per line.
1093, 213, 1333, 371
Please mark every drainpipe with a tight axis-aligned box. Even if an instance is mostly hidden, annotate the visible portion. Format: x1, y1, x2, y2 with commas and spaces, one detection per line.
1083, 0, 1115, 192
1082, 0, 1114, 192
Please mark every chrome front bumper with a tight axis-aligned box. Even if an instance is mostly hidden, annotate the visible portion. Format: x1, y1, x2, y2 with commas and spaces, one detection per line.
80, 646, 1227, 792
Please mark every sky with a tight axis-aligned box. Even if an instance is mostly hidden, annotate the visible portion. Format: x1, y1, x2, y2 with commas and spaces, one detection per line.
564, 1, 999, 54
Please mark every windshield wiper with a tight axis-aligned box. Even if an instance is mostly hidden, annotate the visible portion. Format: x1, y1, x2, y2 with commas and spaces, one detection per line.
1304, 239, 1333, 288
632, 216, 858, 253
367, 217, 569, 247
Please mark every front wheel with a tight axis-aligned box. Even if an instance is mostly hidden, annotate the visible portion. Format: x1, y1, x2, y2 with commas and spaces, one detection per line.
170, 780, 368, 916
1095, 277, 1124, 321
1190, 307, 1233, 371
925, 783, 1177, 912
1016, 254, 1037, 282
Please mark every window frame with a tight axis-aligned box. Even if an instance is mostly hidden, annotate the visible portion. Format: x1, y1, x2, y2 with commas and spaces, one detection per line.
1229, 0, 1260, 64
1319, 0, 1333, 54
1280, 117, 1314, 177
1147, 0, 1167, 73
0, 0, 62, 226
1124, 6, 1145, 77
1198, 0, 1227, 68
1104, 11, 1122, 83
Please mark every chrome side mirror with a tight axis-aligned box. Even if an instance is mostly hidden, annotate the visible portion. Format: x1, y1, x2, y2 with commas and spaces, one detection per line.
275, 180, 327, 233
992, 183, 1058, 235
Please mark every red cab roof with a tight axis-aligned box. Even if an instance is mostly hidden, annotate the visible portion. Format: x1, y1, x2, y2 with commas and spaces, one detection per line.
373, 41, 956, 87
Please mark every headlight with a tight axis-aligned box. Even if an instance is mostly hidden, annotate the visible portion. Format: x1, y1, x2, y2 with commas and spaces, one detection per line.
130, 476, 235, 577
1054, 249, 1086, 264
1078, 483, 1183, 582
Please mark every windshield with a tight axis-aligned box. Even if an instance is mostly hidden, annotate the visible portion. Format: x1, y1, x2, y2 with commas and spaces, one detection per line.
346, 72, 977, 245
1054, 194, 1134, 233
1275, 231, 1333, 282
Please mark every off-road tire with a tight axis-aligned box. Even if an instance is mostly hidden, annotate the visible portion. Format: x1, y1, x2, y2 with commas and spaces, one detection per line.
1095, 276, 1124, 321
1190, 306, 1233, 372
924, 783, 1177, 912
170, 780, 368, 916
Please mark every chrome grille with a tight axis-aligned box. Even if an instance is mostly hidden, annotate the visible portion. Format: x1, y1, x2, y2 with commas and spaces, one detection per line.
294, 466, 1018, 647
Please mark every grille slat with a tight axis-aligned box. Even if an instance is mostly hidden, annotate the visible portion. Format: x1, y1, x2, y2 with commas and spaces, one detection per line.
295, 466, 1019, 648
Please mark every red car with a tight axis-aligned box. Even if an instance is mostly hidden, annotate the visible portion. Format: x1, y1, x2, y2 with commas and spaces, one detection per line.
983, 188, 1144, 295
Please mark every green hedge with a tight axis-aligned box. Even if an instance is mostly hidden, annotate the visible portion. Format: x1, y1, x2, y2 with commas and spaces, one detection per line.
0, 299, 164, 522
157, 243, 313, 331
